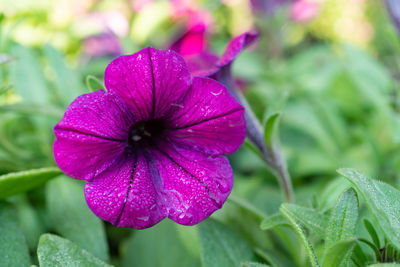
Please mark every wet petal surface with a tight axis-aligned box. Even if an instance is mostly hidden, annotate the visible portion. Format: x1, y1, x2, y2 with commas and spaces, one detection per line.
54, 90, 132, 181
85, 151, 166, 229
104, 47, 192, 121
166, 77, 245, 155
153, 143, 233, 225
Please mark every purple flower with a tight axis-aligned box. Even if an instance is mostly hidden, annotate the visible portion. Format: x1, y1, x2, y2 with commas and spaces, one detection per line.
172, 31, 259, 78
53, 48, 246, 229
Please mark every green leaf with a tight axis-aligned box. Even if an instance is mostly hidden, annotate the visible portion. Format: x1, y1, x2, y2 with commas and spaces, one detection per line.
199, 218, 254, 267
321, 238, 357, 267
325, 189, 358, 248
0, 202, 30, 267
279, 203, 328, 238
37, 234, 112, 267
0, 167, 61, 199
260, 213, 288, 230
228, 194, 267, 220
280, 204, 320, 267
14, 195, 45, 250
10, 44, 50, 104
44, 44, 85, 104
338, 168, 400, 250
363, 219, 381, 249
122, 220, 200, 267
319, 177, 351, 212
86, 75, 105, 92
241, 262, 271, 267
264, 112, 281, 148
46, 176, 109, 261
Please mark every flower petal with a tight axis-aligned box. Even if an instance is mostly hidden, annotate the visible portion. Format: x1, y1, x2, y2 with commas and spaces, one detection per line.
166, 77, 245, 155
104, 47, 192, 121
153, 143, 233, 225
54, 90, 133, 181
217, 31, 259, 67
84, 151, 166, 229
183, 52, 219, 77
170, 24, 207, 57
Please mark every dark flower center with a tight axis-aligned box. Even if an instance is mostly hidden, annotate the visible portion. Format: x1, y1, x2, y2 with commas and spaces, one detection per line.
128, 119, 165, 147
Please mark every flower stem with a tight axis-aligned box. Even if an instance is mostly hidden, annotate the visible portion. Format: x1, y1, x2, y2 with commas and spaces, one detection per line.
216, 67, 294, 203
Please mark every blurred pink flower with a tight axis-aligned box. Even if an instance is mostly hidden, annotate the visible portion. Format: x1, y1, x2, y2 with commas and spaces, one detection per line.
82, 32, 123, 59
290, 0, 320, 23
170, 24, 207, 57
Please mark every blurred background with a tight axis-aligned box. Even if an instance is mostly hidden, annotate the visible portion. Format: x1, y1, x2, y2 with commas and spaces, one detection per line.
1, 0, 400, 266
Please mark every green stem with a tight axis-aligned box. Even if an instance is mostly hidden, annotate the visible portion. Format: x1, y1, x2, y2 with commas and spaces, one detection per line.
218, 67, 294, 203
280, 205, 320, 267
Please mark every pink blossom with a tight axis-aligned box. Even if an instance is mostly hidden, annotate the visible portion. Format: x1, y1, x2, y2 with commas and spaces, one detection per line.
290, 0, 320, 23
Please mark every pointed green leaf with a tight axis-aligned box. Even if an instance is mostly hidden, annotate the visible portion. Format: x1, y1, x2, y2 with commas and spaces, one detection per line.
46, 176, 109, 261
280, 204, 320, 267
0, 202, 30, 267
86, 75, 105, 93
264, 112, 281, 147
37, 234, 112, 267
326, 189, 358, 248
0, 167, 61, 199
279, 203, 329, 238
338, 168, 400, 250
199, 218, 254, 267
322, 238, 357, 267
260, 213, 288, 230
363, 219, 381, 249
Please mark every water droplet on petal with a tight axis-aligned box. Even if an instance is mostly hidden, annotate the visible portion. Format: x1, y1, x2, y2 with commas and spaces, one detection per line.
216, 180, 230, 193
137, 216, 149, 222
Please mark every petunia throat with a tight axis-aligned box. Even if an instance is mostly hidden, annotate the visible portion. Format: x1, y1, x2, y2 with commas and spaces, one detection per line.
127, 119, 165, 148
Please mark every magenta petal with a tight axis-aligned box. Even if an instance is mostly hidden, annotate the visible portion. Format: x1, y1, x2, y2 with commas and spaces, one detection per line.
153, 144, 233, 225
104, 47, 191, 121
167, 77, 245, 155
170, 24, 207, 57
54, 90, 132, 181
84, 152, 166, 229
217, 31, 259, 67
183, 52, 219, 77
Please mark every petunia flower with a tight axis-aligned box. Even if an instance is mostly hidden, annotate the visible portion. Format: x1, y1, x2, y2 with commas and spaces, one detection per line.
171, 30, 259, 79
290, 0, 320, 23
53, 48, 246, 229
